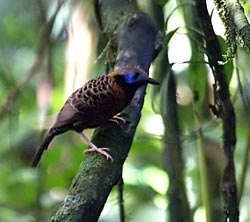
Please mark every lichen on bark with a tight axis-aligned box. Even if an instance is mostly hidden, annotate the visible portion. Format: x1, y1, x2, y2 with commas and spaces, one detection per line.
214, 0, 250, 61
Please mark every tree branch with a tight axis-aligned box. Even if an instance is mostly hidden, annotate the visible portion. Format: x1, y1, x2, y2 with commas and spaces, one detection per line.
214, 0, 250, 59
50, 1, 161, 221
195, 0, 239, 221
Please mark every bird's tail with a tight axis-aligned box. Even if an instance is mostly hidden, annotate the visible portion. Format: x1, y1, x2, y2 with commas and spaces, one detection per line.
31, 133, 54, 168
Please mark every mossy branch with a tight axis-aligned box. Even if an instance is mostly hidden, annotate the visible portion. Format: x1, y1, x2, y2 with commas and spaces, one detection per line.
214, 0, 250, 61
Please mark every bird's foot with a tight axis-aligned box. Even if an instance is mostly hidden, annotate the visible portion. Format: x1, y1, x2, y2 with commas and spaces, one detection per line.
109, 113, 126, 125
84, 146, 113, 162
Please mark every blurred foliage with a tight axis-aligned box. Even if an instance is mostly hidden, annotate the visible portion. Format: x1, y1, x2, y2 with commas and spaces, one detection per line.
0, 0, 250, 222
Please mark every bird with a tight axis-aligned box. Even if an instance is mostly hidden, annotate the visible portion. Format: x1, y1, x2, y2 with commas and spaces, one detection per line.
31, 66, 159, 168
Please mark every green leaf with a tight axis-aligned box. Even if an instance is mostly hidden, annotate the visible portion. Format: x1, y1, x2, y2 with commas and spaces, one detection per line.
243, 1, 250, 13
163, 28, 179, 47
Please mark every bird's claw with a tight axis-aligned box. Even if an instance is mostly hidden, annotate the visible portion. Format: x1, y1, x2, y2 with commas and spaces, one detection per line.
84, 147, 113, 162
109, 113, 126, 125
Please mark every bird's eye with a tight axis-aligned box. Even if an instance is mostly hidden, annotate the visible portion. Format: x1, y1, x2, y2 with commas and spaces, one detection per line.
133, 72, 140, 79
123, 71, 142, 84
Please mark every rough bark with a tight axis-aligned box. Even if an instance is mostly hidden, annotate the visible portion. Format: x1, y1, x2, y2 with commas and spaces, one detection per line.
50, 1, 161, 221
214, 0, 250, 59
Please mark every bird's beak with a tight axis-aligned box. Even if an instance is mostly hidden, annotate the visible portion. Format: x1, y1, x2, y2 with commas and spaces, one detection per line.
146, 77, 160, 85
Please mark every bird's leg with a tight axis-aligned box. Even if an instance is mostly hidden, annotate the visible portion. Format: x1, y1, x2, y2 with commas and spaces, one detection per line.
78, 132, 113, 162
109, 113, 126, 125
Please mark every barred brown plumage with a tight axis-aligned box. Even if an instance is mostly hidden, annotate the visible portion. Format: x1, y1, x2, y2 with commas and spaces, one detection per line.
31, 66, 159, 168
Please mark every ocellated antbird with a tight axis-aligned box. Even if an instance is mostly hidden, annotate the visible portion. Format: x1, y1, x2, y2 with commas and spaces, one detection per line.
31, 66, 159, 167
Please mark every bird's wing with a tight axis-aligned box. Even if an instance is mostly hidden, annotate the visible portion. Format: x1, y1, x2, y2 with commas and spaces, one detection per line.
52, 102, 80, 129
51, 93, 88, 128
51, 76, 124, 131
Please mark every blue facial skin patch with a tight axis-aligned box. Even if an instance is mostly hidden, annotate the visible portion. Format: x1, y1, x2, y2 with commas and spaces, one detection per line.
124, 71, 141, 84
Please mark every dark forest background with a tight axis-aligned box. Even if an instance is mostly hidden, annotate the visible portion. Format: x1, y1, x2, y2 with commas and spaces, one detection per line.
0, 0, 250, 221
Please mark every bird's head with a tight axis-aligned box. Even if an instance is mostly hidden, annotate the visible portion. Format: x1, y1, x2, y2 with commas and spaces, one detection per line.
112, 68, 159, 88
